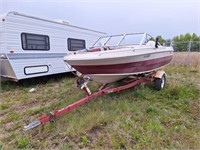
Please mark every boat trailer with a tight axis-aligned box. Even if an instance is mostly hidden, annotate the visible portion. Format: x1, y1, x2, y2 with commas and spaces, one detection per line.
24, 71, 166, 131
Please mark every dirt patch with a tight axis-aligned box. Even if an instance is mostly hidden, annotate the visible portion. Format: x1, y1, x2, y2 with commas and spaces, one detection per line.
13, 101, 39, 114
88, 121, 107, 134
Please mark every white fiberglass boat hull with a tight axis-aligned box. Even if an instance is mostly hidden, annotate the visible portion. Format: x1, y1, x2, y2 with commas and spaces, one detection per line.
64, 46, 173, 83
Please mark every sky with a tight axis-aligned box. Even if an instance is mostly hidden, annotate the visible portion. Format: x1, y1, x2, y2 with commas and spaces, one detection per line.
0, 0, 199, 39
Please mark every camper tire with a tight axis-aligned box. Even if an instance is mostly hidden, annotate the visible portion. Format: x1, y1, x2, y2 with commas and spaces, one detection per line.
154, 74, 166, 91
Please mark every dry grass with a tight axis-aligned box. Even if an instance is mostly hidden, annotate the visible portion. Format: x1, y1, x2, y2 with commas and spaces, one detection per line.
170, 52, 200, 66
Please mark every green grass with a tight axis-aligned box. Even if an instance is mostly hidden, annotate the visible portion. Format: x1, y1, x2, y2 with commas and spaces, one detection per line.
0, 104, 8, 110
0, 67, 199, 149
16, 137, 29, 149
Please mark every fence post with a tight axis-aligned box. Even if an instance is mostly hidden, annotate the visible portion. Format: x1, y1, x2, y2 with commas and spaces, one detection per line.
187, 40, 191, 65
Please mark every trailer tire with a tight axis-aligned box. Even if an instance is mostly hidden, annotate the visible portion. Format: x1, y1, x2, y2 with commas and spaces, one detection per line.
154, 74, 166, 91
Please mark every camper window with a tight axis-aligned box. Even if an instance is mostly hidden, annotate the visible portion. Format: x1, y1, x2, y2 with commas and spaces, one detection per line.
68, 38, 86, 51
21, 33, 50, 50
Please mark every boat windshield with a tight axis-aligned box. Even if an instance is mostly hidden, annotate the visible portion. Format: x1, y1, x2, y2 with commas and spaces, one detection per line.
93, 33, 151, 47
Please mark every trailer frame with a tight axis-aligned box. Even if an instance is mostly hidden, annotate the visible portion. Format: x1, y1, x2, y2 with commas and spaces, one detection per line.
24, 71, 165, 131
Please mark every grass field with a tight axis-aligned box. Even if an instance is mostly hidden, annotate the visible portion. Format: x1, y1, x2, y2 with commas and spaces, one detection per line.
0, 65, 200, 149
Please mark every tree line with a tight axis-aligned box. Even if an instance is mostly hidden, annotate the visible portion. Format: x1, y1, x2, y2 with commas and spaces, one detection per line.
157, 33, 200, 52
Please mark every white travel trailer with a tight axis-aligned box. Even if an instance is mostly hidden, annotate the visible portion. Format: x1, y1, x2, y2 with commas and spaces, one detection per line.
0, 11, 106, 81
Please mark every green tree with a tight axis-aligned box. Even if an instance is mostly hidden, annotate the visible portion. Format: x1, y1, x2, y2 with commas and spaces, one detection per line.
172, 33, 200, 52
191, 33, 200, 51
165, 39, 172, 46
156, 35, 166, 45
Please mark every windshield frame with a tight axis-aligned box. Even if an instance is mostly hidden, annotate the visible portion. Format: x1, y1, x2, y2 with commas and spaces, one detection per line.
92, 32, 151, 47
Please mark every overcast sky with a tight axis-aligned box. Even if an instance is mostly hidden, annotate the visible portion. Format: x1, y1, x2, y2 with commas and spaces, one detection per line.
0, 0, 199, 39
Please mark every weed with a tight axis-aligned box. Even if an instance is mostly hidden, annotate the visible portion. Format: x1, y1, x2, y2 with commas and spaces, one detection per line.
16, 137, 28, 149
0, 104, 8, 110
146, 106, 158, 114
59, 143, 73, 149
111, 133, 126, 149
9, 113, 20, 120
79, 135, 90, 148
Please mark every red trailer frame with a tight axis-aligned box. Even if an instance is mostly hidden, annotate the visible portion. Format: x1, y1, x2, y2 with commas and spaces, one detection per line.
24, 71, 159, 131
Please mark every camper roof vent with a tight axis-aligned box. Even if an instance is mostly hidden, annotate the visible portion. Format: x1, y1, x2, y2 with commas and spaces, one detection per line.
54, 20, 70, 25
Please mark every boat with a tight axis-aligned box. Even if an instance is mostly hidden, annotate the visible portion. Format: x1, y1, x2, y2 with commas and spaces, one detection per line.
64, 33, 174, 83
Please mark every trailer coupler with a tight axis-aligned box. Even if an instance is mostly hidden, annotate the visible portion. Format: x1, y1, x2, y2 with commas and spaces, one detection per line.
24, 120, 41, 131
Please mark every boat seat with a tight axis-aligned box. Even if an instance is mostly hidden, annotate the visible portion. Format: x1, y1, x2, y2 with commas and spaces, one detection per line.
146, 41, 155, 47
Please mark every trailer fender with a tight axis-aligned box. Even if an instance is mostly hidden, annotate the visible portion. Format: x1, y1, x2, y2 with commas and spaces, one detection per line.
153, 70, 166, 79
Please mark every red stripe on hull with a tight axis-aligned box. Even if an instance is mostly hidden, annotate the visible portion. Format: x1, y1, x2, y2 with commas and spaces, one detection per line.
72, 56, 173, 74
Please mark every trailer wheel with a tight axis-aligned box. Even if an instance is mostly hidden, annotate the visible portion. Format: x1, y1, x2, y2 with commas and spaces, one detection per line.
154, 74, 166, 91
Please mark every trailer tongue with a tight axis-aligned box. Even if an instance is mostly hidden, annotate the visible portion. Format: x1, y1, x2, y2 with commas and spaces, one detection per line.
24, 71, 165, 131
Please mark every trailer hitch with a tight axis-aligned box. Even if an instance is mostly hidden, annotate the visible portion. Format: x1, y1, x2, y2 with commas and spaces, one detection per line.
24, 120, 41, 131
